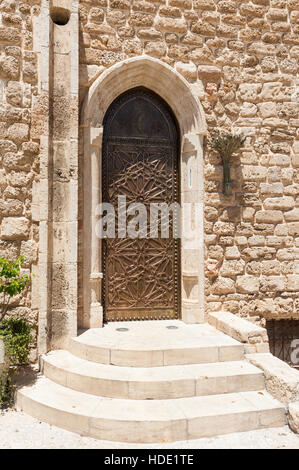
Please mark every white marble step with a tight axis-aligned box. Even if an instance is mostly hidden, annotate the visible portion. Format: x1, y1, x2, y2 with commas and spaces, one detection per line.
16, 377, 286, 443
41, 350, 265, 399
69, 321, 244, 366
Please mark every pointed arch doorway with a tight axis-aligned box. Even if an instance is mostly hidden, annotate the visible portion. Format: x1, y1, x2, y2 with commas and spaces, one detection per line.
82, 56, 207, 330
102, 87, 180, 322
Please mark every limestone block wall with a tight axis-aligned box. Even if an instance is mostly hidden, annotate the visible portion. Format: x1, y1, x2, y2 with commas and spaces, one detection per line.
0, 0, 40, 360
1, 0, 299, 357
78, 0, 299, 327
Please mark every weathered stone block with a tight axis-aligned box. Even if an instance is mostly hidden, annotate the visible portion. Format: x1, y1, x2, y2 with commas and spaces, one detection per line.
159, 6, 181, 17
280, 58, 298, 74
248, 235, 265, 246
213, 221, 235, 235
209, 310, 268, 347
285, 209, 299, 222
225, 246, 240, 259
262, 32, 282, 44
216, 24, 238, 38
202, 11, 220, 24
240, 28, 262, 42
268, 154, 290, 167
7, 123, 29, 142
266, 236, 284, 247
217, 1, 237, 13
240, 103, 258, 118
168, 44, 190, 61
267, 8, 288, 21
260, 183, 284, 195
144, 41, 166, 57
0, 27, 21, 45
238, 83, 262, 102
208, 245, 224, 260
190, 20, 215, 36
190, 47, 214, 64
288, 222, 299, 236
1, 217, 30, 240
20, 240, 38, 266
277, 248, 297, 261
129, 12, 154, 27
155, 17, 187, 33
136, 28, 162, 40
181, 32, 203, 46
220, 259, 245, 276
236, 276, 259, 293
261, 260, 281, 275
176, 61, 197, 80
0, 55, 19, 79
285, 275, 299, 292
106, 11, 127, 25
241, 166, 267, 181
6, 80, 22, 106
242, 207, 255, 220
110, 0, 130, 10
193, 0, 215, 10
259, 276, 285, 292
169, 0, 192, 8
0, 198, 23, 216
198, 65, 221, 81
0, 169, 6, 187
289, 402, 299, 434
264, 197, 295, 211
123, 39, 142, 54
240, 3, 266, 17
255, 210, 283, 224
247, 354, 299, 406
3, 152, 31, 170
211, 277, 236, 294
260, 82, 286, 101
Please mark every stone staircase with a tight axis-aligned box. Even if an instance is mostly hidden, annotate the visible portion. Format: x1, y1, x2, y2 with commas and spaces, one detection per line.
16, 321, 287, 443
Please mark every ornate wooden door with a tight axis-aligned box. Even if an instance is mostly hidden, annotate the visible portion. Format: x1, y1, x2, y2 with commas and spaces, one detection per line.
102, 88, 180, 322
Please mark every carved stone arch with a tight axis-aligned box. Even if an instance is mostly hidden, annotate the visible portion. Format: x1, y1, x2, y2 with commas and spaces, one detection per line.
82, 56, 207, 135
81, 56, 207, 328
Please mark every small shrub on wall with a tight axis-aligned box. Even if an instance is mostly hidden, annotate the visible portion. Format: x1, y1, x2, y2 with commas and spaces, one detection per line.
0, 256, 33, 407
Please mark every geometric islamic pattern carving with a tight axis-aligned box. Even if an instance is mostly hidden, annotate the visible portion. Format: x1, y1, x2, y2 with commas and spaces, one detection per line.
102, 88, 180, 322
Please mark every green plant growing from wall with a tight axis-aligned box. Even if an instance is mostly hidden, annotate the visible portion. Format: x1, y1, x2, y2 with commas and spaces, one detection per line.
209, 134, 246, 196
0, 318, 33, 407
0, 256, 30, 322
0, 256, 32, 407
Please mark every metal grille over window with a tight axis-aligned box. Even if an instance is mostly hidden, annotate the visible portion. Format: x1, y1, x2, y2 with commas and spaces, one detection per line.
266, 320, 299, 369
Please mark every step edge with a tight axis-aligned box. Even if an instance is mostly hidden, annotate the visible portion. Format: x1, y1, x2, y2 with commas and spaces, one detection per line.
42, 352, 263, 380
17, 378, 285, 419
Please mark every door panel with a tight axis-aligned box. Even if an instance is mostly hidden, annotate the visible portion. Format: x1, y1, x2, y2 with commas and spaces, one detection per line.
102, 88, 180, 322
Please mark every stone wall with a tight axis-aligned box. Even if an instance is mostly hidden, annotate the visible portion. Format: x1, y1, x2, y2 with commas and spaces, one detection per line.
78, 0, 299, 326
1, 0, 299, 357
0, 0, 40, 360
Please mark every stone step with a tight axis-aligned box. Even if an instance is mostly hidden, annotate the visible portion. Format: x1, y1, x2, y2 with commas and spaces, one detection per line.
41, 350, 265, 400
69, 321, 244, 367
16, 377, 286, 443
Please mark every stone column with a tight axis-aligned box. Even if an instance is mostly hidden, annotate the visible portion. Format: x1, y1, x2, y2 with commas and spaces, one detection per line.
32, 0, 79, 351
181, 133, 205, 323
82, 126, 103, 328
32, 0, 51, 355
49, 0, 79, 348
